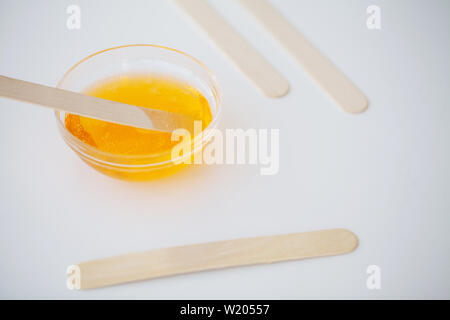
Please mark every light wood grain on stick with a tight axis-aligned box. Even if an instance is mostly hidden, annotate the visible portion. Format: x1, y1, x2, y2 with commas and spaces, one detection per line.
74, 228, 358, 289
239, 0, 368, 113
0, 75, 195, 132
174, 0, 289, 98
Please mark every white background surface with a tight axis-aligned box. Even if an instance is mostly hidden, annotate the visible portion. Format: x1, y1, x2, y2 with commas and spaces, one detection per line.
0, 0, 449, 299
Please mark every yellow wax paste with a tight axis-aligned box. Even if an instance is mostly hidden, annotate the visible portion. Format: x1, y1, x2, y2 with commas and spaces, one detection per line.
65, 74, 213, 180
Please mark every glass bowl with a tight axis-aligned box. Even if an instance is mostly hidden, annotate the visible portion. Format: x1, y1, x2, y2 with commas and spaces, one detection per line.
55, 44, 222, 181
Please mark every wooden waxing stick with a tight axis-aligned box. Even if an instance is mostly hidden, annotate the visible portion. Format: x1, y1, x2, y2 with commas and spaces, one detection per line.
70, 228, 358, 289
0, 75, 195, 132
239, 0, 368, 113
173, 0, 289, 98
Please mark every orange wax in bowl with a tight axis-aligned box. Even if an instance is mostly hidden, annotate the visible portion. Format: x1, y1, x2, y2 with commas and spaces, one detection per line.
55, 45, 222, 181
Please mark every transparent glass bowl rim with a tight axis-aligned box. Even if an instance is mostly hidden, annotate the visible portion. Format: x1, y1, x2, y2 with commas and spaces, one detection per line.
54, 44, 223, 167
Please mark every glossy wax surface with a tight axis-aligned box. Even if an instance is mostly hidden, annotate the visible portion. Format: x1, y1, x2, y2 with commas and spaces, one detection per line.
65, 74, 212, 156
